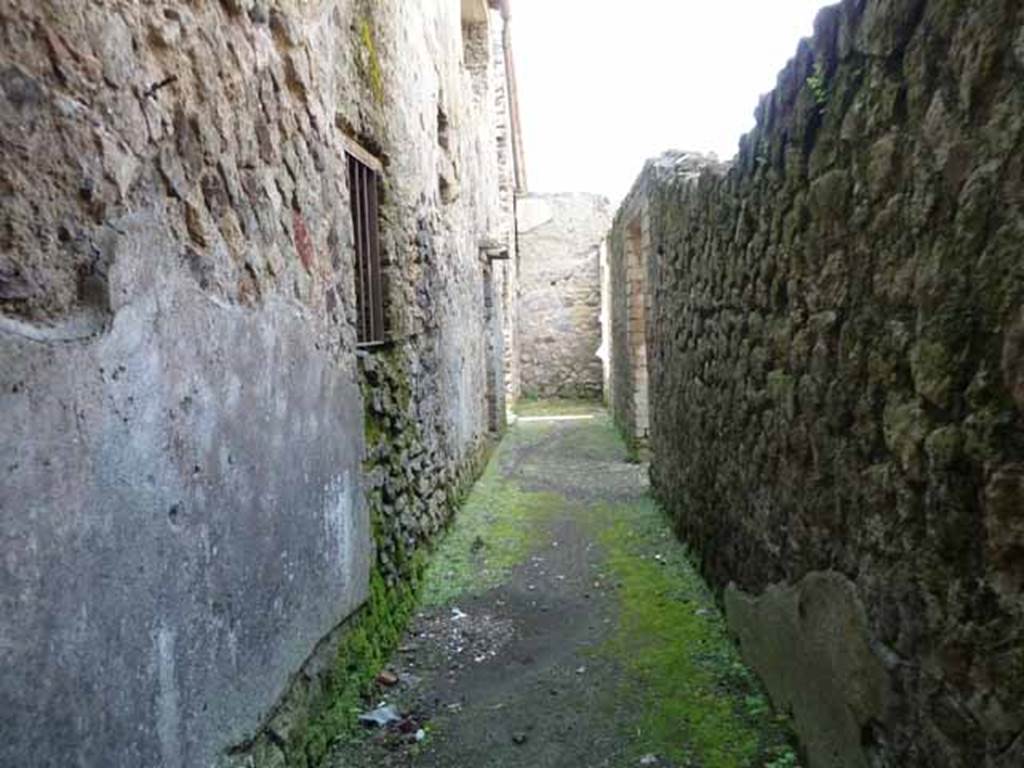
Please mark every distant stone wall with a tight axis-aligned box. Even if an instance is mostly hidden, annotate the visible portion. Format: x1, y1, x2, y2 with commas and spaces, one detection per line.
612, 1, 1024, 765
0, 2, 515, 766
517, 193, 610, 400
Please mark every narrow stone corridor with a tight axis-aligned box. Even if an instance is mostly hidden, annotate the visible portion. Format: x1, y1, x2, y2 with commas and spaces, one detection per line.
4, 2, 1021, 765
328, 404, 797, 768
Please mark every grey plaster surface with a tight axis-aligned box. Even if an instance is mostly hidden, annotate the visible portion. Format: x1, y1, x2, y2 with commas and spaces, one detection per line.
0, 209, 370, 767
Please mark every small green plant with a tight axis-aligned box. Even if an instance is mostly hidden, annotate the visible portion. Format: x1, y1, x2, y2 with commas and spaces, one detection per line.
744, 693, 769, 718
807, 61, 828, 111
766, 747, 800, 768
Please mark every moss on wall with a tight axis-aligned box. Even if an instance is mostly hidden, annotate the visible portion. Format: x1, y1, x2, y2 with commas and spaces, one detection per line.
356, 17, 384, 105
283, 567, 423, 767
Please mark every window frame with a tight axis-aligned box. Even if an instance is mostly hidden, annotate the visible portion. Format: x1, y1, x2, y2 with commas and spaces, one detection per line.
344, 139, 386, 347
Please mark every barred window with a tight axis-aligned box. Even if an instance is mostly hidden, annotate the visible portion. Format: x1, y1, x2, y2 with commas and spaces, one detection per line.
346, 147, 385, 345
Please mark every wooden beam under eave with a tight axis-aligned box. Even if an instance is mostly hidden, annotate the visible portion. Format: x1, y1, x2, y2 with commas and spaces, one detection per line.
501, 8, 527, 192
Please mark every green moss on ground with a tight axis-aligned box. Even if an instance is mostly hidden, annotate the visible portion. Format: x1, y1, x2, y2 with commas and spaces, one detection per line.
514, 397, 604, 418
420, 435, 563, 607
559, 415, 623, 460
290, 406, 798, 768
289, 423, 555, 763
591, 499, 799, 768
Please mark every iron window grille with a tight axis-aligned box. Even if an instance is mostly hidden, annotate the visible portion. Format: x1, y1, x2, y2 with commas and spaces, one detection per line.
347, 149, 385, 346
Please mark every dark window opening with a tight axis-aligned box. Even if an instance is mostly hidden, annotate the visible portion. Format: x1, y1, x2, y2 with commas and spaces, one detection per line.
347, 151, 385, 346
437, 105, 450, 151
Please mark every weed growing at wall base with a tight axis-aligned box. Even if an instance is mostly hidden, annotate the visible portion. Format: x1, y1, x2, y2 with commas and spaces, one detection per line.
287, 567, 425, 767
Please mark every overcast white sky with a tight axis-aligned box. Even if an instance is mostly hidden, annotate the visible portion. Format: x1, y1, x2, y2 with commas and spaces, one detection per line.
512, 1, 830, 204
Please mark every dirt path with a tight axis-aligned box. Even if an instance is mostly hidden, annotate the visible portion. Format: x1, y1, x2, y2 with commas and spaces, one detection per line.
327, 407, 798, 768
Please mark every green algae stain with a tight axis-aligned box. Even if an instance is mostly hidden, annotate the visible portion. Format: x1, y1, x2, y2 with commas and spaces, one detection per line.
591, 499, 799, 768
357, 17, 384, 104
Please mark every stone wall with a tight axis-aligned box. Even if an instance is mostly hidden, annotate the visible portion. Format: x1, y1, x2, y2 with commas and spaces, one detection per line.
611, 1, 1024, 765
517, 192, 609, 400
0, 1, 516, 766
489, 13, 522, 406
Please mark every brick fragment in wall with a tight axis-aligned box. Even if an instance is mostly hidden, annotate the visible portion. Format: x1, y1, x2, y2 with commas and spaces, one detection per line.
607, 1, 1024, 765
